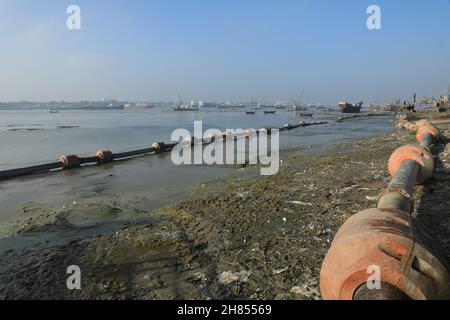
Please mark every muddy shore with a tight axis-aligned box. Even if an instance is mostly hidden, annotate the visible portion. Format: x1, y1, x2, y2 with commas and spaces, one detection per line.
1, 111, 449, 300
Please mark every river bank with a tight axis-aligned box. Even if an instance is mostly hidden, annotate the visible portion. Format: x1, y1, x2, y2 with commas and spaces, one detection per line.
0, 111, 449, 300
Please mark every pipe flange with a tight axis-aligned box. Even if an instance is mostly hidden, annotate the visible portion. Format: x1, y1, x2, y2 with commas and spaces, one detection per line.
152, 142, 167, 153
259, 128, 272, 135
388, 144, 434, 184
379, 187, 415, 212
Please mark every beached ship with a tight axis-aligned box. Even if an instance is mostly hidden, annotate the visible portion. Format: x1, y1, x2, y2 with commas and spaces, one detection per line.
339, 101, 363, 113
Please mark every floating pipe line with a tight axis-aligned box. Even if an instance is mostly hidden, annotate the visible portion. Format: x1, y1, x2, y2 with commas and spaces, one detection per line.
0, 120, 328, 180
336, 112, 392, 122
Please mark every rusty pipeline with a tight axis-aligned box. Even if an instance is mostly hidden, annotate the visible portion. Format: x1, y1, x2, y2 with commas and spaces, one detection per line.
321, 119, 450, 300
320, 208, 450, 300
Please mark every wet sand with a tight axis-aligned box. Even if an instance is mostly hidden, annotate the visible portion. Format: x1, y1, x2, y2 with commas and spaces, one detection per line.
0, 111, 449, 300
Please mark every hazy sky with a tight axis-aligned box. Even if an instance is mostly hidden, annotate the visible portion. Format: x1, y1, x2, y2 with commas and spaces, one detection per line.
0, 0, 449, 104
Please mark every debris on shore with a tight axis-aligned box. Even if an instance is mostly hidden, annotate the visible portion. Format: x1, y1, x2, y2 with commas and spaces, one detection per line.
0, 110, 449, 300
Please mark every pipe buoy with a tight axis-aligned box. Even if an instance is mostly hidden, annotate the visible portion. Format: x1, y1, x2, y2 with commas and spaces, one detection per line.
207, 133, 217, 142
388, 145, 434, 184
243, 129, 256, 138
404, 122, 420, 132
417, 125, 440, 143
152, 142, 166, 153
283, 123, 292, 130
259, 128, 272, 135
415, 119, 432, 128
96, 150, 113, 163
320, 208, 450, 300
181, 136, 200, 147
222, 130, 233, 140
59, 155, 80, 169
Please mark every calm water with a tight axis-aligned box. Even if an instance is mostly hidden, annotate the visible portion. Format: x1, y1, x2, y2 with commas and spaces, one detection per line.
0, 109, 393, 170
0, 108, 394, 223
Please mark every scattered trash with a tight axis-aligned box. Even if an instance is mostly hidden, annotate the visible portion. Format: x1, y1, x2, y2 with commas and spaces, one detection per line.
366, 195, 378, 201
286, 201, 313, 206
319, 227, 332, 236
272, 268, 288, 275
218, 271, 251, 285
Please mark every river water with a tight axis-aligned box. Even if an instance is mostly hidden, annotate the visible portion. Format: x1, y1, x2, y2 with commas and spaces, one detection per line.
0, 108, 394, 223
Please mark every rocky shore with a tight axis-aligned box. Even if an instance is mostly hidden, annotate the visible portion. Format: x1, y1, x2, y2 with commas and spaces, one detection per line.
1, 111, 449, 300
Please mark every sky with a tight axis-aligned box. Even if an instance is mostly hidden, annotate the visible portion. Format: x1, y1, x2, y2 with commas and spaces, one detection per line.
0, 0, 449, 104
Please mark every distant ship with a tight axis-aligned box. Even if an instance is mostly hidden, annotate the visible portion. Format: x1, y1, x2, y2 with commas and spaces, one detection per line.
49, 103, 124, 111
173, 97, 200, 111
173, 104, 199, 111
258, 104, 277, 109
217, 103, 246, 109
339, 101, 363, 113
246, 98, 257, 114
124, 102, 154, 109
291, 103, 307, 111
275, 105, 287, 110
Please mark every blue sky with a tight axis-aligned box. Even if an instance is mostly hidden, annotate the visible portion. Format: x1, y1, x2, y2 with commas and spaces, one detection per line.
0, 0, 449, 104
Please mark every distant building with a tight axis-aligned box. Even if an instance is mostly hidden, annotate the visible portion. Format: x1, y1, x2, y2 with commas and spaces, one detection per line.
442, 95, 450, 103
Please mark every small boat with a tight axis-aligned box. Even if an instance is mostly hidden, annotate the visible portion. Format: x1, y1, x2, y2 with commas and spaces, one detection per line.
264, 110, 276, 114
247, 97, 257, 114
298, 112, 313, 117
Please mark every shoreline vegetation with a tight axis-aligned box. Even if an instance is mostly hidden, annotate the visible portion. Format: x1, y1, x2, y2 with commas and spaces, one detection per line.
0, 110, 449, 300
